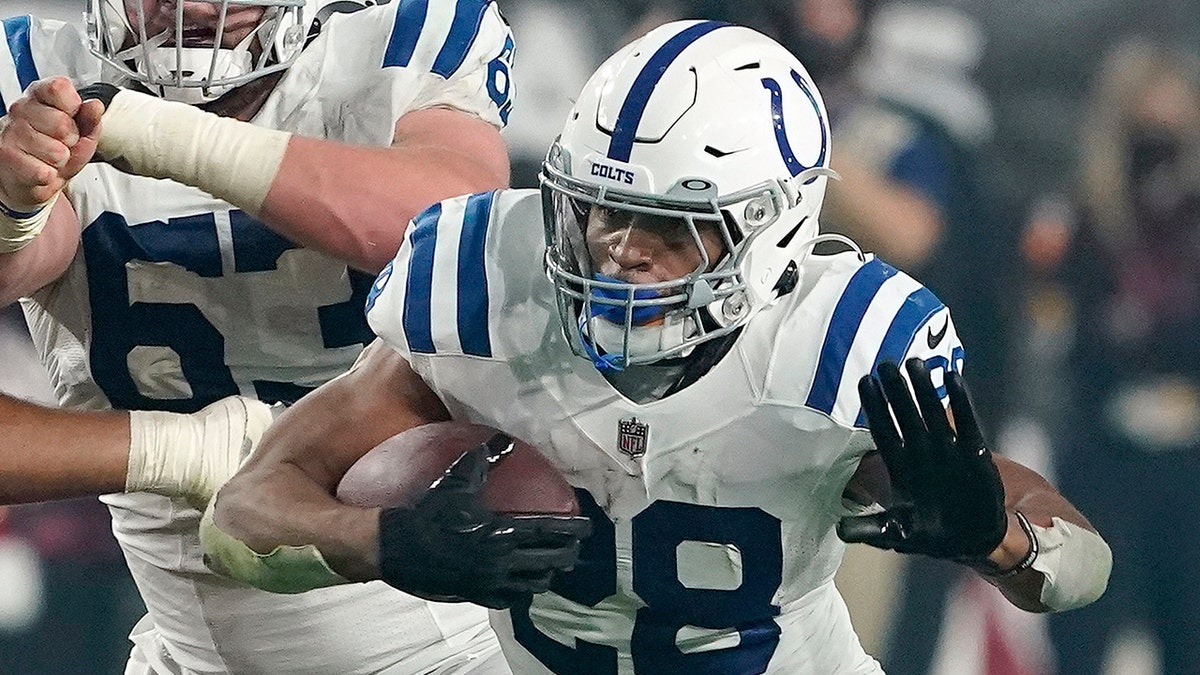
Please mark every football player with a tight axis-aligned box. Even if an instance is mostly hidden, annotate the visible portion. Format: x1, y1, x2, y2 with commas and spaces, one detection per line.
0, 0, 519, 672
203, 21, 1113, 673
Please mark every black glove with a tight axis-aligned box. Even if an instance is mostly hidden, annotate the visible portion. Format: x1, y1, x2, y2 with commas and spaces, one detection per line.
378, 433, 593, 609
837, 358, 1007, 562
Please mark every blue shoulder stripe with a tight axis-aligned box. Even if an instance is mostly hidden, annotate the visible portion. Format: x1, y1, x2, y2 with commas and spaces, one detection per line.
431, 0, 490, 78
456, 191, 494, 357
607, 21, 727, 162
805, 258, 898, 415
1, 16, 38, 116
871, 287, 944, 373
852, 287, 945, 427
402, 202, 440, 353
383, 0, 428, 68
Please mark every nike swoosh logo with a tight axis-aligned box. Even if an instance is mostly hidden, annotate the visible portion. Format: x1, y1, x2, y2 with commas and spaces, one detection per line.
927, 317, 949, 350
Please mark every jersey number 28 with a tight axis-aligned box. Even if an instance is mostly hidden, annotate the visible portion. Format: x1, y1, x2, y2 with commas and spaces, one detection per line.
512, 490, 784, 673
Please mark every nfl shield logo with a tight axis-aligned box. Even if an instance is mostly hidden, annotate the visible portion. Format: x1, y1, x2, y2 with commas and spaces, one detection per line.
618, 417, 650, 459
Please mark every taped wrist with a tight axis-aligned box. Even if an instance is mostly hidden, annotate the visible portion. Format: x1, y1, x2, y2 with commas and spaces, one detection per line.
972, 510, 1039, 578
1029, 516, 1113, 611
199, 496, 349, 593
97, 89, 291, 215
0, 192, 58, 254
126, 396, 275, 507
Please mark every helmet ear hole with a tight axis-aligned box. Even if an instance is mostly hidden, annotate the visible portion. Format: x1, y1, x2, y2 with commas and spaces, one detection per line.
771, 261, 799, 295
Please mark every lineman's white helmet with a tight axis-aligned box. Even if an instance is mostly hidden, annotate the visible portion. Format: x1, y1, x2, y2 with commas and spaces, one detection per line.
86, 0, 321, 104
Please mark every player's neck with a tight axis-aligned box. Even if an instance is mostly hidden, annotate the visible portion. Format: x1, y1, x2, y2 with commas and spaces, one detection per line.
200, 72, 284, 121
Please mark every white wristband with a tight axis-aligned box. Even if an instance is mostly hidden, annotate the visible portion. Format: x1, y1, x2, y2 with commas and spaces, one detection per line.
1029, 516, 1113, 611
126, 396, 275, 508
0, 192, 58, 254
97, 89, 291, 215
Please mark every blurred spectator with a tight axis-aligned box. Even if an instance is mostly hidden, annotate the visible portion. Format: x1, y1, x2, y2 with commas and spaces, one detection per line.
1032, 38, 1200, 675
821, 0, 1016, 422
772, 3, 1019, 671
827, 2, 993, 266
0, 506, 43, 636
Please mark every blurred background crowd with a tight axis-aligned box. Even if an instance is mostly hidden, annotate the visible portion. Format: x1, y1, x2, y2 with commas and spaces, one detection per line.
3, 0, 1200, 673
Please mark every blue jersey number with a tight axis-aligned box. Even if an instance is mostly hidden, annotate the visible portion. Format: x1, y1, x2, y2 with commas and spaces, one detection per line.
923, 345, 966, 400
83, 211, 374, 413
513, 490, 783, 674
486, 34, 514, 125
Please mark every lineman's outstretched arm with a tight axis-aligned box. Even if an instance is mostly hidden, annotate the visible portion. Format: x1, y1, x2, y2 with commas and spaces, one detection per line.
0, 394, 127, 502
823, 157, 943, 269
204, 339, 591, 608
264, 107, 509, 272
88, 85, 509, 273
839, 359, 1112, 613
0, 393, 272, 507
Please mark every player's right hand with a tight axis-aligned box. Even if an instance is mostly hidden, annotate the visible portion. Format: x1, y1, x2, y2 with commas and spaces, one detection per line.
377, 433, 593, 610
0, 77, 103, 209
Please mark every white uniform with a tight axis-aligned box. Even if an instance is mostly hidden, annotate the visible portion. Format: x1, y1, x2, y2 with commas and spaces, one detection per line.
366, 190, 968, 675
1, 4, 516, 673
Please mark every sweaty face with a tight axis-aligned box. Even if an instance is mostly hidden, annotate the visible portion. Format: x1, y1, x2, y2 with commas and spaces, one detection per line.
126, 0, 267, 49
584, 206, 727, 286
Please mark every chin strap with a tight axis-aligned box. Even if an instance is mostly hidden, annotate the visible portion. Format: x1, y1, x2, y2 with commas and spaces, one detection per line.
795, 232, 865, 268
578, 273, 671, 371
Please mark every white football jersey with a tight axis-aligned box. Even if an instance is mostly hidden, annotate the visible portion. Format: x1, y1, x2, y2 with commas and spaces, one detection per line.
367, 190, 967, 675
2, 5, 515, 674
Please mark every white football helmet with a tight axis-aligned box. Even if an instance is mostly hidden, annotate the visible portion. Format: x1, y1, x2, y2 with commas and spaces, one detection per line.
85, 0, 328, 104
542, 20, 836, 370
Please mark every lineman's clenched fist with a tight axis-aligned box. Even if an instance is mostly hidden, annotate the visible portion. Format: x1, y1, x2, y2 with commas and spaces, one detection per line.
0, 76, 103, 210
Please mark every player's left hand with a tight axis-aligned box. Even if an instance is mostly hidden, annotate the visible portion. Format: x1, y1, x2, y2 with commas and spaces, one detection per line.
837, 358, 1007, 562
378, 434, 592, 610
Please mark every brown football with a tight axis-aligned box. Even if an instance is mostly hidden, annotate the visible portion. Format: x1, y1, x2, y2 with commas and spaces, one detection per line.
336, 421, 578, 516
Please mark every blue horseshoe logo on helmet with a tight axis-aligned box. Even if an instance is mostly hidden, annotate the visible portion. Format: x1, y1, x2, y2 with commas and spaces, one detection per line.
761, 70, 829, 184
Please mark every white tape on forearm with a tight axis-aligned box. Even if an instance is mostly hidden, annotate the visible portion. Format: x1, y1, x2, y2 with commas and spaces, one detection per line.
199, 495, 350, 594
0, 192, 58, 254
97, 90, 291, 215
1029, 516, 1113, 611
126, 396, 274, 508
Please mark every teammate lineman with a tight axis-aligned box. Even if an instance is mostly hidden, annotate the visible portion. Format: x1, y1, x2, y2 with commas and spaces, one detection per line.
0, 0, 518, 671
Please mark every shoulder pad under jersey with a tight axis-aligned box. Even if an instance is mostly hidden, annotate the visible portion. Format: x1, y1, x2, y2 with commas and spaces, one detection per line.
366, 188, 544, 360
315, 0, 515, 127
769, 254, 966, 428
